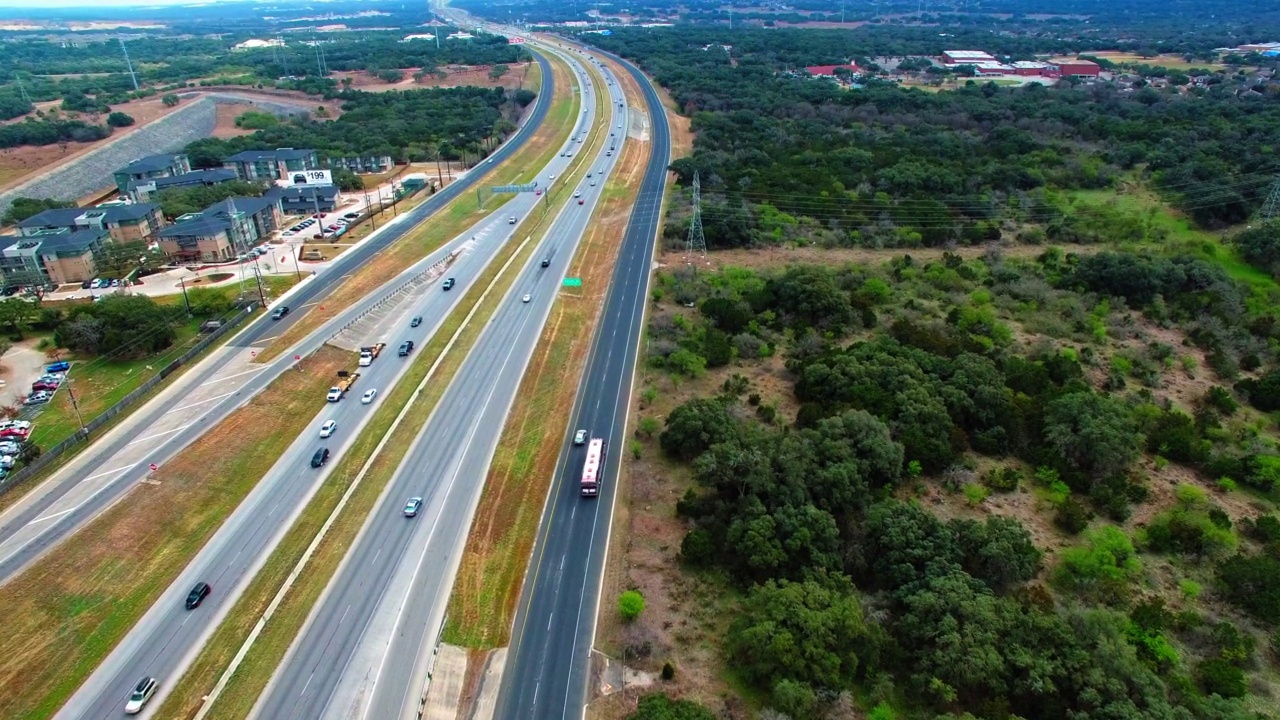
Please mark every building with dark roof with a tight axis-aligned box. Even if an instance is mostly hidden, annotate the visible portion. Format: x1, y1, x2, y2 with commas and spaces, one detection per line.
0, 227, 109, 287
327, 154, 395, 174
17, 202, 165, 243
127, 168, 239, 203
112, 154, 192, 194
266, 184, 342, 214
223, 148, 319, 182
155, 195, 282, 262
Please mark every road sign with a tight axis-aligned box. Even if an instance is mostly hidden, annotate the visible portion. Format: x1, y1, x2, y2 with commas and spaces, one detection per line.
562, 278, 582, 287
491, 182, 538, 194
149, 463, 158, 471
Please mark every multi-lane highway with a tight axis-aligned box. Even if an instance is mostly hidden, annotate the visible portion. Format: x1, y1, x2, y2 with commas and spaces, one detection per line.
252, 43, 625, 720
49, 50, 586, 720
0, 52, 557, 585
494, 45, 672, 720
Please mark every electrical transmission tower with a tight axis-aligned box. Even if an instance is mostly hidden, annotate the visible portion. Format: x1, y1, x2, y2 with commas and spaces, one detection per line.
13, 73, 30, 104
1263, 173, 1280, 225
119, 38, 139, 91
685, 171, 706, 261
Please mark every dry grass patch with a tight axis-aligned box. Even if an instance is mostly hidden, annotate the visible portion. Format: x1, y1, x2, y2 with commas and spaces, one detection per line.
255, 54, 575, 363
0, 345, 348, 720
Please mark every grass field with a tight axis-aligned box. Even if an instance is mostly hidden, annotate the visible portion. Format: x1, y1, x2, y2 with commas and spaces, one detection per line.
0, 345, 349, 720
1089, 51, 1230, 72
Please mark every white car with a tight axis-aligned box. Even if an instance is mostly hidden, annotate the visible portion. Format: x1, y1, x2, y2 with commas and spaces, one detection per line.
574, 190, 581, 198
124, 677, 157, 715
320, 420, 337, 438
522, 293, 532, 303
361, 389, 378, 404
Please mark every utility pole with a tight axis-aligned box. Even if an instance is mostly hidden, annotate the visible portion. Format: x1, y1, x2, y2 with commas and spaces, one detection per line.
119, 38, 139, 92
685, 171, 706, 262
178, 275, 192, 316
1263, 173, 1280, 225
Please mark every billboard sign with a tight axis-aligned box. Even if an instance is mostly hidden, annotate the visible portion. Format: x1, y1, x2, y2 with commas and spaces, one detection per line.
508, 36, 525, 44
287, 169, 333, 188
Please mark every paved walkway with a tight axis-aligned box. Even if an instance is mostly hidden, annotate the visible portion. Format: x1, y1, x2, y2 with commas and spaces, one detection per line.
423, 644, 468, 720
0, 340, 49, 409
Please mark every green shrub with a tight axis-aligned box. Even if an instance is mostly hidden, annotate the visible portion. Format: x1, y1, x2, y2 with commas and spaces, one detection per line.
983, 466, 1020, 492
618, 590, 645, 622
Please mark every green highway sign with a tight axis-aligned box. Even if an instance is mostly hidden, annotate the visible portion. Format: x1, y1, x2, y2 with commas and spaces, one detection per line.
562, 278, 582, 287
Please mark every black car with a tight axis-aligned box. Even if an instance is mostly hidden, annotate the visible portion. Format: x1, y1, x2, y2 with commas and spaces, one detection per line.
271, 306, 290, 321
410, 316, 423, 328
81, 280, 93, 289
185, 581, 211, 610
311, 448, 330, 467
541, 257, 551, 268
442, 277, 456, 291
399, 340, 414, 356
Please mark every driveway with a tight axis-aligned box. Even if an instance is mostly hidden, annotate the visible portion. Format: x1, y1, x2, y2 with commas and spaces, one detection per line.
0, 340, 48, 411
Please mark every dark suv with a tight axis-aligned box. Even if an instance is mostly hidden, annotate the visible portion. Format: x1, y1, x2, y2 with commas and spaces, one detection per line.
399, 340, 414, 356
311, 448, 330, 467
185, 581, 211, 610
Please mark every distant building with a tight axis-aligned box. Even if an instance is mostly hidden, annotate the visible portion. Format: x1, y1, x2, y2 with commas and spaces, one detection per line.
223, 148, 320, 182
233, 38, 284, 50
804, 63, 859, 79
112, 153, 192, 195
941, 50, 996, 65
0, 227, 109, 287
17, 203, 165, 243
155, 195, 282, 262
266, 184, 342, 214
326, 154, 395, 174
1051, 59, 1102, 77
1239, 42, 1280, 53
126, 168, 239, 203
1011, 60, 1052, 77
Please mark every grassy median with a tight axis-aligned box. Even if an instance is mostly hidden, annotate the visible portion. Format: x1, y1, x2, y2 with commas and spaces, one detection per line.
0, 345, 350, 720
157, 49, 601, 720
442, 50, 651, 649
255, 50, 576, 363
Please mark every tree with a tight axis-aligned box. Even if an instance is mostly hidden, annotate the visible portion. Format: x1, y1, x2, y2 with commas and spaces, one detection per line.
660, 397, 738, 461
1217, 552, 1280, 623
703, 328, 733, 367
92, 240, 151, 278
489, 64, 510, 81
331, 167, 364, 192
627, 694, 716, 720
0, 298, 41, 336
161, 93, 180, 107
618, 590, 645, 621
2, 196, 77, 225
1054, 526, 1142, 600
55, 295, 178, 358
106, 111, 135, 128
155, 181, 268, 220
1043, 391, 1142, 479
954, 516, 1043, 591
728, 574, 871, 690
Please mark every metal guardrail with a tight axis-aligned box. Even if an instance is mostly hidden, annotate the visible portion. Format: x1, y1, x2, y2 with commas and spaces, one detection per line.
0, 305, 257, 498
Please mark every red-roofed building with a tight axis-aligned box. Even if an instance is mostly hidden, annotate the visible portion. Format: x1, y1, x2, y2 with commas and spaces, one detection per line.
804, 63, 859, 78
1051, 59, 1101, 77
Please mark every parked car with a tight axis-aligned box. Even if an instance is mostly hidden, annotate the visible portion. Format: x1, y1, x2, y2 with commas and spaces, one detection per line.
320, 420, 337, 438
0, 441, 22, 456
124, 677, 157, 715
32, 381, 59, 392
23, 392, 51, 406
46, 361, 70, 373
80, 280, 92, 289
343, 212, 360, 220
403, 497, 423, 517
185, 581, 211, 610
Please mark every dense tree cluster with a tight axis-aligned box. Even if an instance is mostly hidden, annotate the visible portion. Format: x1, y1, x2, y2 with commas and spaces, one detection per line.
184, 86, 527, 167
54, 295, 180, 358
155, 181, 268, 221
585, 27, 1278, 251
0, 117, 111, 149
1, 197, 76, 225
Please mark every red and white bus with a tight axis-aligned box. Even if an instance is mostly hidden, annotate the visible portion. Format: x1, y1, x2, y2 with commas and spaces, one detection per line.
580, 438, 604, 497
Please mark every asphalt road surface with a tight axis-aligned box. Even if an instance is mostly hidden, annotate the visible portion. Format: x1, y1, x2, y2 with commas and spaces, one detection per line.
0, 52, 557, 586
493, 46, 672, 720
48, 52, 580, 719
252, 45, 624, 720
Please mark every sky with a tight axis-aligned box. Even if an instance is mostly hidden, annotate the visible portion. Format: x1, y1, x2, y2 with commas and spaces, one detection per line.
0, 0, 218, 6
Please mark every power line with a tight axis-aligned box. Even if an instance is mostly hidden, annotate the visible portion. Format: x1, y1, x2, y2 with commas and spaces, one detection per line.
118, 37, 139, 92
685, 170, 706, 260
1263, 174, 1280, 225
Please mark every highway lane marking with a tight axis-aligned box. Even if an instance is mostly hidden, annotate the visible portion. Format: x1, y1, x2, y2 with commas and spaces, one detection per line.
126, 423, 195, 446
29, 505, 77, 525
200, 366, 269, 386
163, 391, 236, 415
84, 463, 139, 482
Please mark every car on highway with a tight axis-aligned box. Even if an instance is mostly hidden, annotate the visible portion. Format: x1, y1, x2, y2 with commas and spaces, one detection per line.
311, 448, 330, 467
522, 293, 532, 303
124, 677, 157, 715
403, 497, 423, 517
607, 151, 612, 157
320, 420, 337, 438
508, 216, 517, 224
410, 316, 422, 328
574, 429, 587, 445
361, 388, 378, 404
399, 340, 414, 356
535, 189, 542, 196
271, 306, 289, 320
590, 179, 596, 187
442, 277, 456, 291
578, 198, 585, 205
185, 581, 211, 610
574, 190, 581, 198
